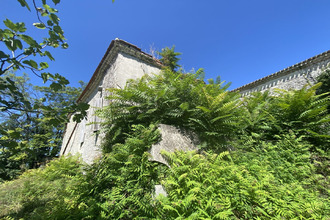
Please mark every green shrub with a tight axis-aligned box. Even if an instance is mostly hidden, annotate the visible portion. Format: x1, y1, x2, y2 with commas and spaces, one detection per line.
158, 137, 329, 219
79, 124, 165, 219
100, 69, 241, 152
1, 70, 329, 219
0, 155, 85, 219
240, 84, 330, 151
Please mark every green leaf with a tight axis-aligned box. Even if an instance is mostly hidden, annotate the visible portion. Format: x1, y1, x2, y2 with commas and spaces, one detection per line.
41, 11, 48, 17
179, 102, 189, 110
61, 42, 69, 49
19, 34, 38, 47
53, 73, 69, 85
5, 40, 17, 51
52, 0, 61, 5
43, 4, 58, 13
77, 102, 90, 111
16, 22, 27, 33
3, 19, 16, 31
22, 60, 38, 69
47, 20, 54, 26
3, 20, 27, 33
17, 0, 31, 11
39, 62, 49, 70
196, 106, 211, 113
50, 82, 62, 91
0, 51, 9, 59
49, 14, 59, 25
41, 72, 52, 83
13, 39, 23, 50
44, 51, 55, 61
53, 25, 63, 35
33, 23, 46, 29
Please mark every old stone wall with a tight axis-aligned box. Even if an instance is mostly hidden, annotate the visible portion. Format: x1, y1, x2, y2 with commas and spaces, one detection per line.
149, 124, 199, 166
61, 40, 330, 165
60, 51, 161, 164
236, 52, 330, 96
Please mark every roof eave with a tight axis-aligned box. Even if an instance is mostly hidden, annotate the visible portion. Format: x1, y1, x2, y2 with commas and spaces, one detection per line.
232, 50, 330, 92
76, 39, 162, 103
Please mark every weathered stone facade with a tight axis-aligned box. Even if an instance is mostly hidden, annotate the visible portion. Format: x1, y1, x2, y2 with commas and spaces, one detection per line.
233, 50, 330, 96
149, 124, 199, 166
60, 39, 162, 164
60, 39, 330, 164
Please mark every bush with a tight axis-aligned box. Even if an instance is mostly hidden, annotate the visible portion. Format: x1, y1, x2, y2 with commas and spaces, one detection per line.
100, 69, 241, 152
0, 155, 85, 219
0, 70, 329, 219
240, 84, 330, 151
158, 135, 329, 219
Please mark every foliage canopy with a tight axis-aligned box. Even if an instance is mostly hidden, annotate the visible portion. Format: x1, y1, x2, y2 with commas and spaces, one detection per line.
1, 67, 329, 219
0, 4, 329, 216
0, 73, 85, 181
0, 0, 90, 168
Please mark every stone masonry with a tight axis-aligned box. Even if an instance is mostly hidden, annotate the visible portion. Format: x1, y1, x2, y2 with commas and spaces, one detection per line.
233, 50, 330, 96
60, 39, 330, 164
60, 39, 162, 164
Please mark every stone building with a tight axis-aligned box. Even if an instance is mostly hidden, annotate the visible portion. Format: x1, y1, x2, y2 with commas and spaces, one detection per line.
232, 50, 330, 95
60, 38, 330, 164
60, 39, 162, 164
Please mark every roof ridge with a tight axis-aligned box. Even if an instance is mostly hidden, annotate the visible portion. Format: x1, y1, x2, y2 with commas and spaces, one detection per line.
76, 39, 162, 102
232, 50, 330, 92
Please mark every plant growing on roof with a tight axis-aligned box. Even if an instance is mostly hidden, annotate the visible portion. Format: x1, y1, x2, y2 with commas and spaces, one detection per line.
157, 46, 182, 72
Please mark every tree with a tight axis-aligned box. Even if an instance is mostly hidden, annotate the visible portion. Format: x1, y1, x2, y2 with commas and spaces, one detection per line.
100, 68, 240, 153
157, 46, 182, 72
0, 0, 89, 161
1, 0, 68, 86
0, 0, 89, 123
0, 72, 85, 181
1, 70, 329, 219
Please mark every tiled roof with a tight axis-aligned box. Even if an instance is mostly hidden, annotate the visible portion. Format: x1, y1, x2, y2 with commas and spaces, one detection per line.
232, 50, 330, 92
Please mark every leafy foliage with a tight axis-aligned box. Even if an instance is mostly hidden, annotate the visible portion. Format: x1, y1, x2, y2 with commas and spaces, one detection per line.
0, 73, 85, 181
1, 133, 328, 219
316, 68, 330, 95
157, 46, 182, 72
0, 155, 84, 219
80, 124, 164, 219
0, 1, 90, 160
0, 125, 165, 219
100, 69, 240, 152
240, 84, 329, 150
158, 135, 328, 219
1, 0, 66, 77
0, 49, 329, 218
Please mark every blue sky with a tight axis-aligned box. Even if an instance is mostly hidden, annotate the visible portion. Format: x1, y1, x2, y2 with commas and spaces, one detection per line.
2, 0, 330, 89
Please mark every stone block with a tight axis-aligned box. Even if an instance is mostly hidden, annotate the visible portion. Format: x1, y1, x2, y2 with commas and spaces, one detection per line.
149, 124, 199, 166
